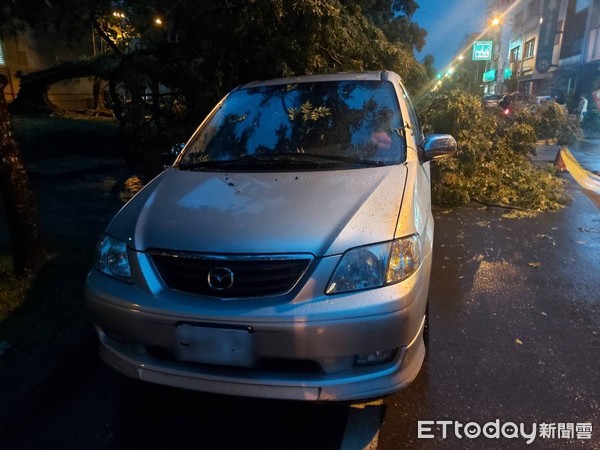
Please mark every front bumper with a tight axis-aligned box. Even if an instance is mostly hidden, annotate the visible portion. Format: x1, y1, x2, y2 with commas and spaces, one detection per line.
85, 251, 430, 402
94, 313, 425, 402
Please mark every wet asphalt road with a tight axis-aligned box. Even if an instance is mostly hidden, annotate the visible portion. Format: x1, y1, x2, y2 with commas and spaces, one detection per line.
0, 148, 598, 449
379, 186, 600, 449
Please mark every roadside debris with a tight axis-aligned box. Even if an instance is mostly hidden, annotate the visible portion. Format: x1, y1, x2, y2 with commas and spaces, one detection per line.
119, 175, 145, 203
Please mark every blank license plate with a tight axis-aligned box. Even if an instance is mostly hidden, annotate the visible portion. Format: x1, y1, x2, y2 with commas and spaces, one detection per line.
173, 324, 256, 367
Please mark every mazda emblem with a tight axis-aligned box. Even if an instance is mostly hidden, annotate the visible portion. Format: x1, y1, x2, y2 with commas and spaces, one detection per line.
207, 267, 234, 290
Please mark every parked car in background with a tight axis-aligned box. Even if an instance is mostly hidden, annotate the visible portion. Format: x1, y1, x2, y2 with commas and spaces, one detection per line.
483, 94, 503, 107
86, 71, 456, 402
536, 95, 554, 104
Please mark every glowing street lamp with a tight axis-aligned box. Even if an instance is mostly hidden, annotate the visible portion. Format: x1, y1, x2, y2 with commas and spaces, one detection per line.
488, 16, 510, 93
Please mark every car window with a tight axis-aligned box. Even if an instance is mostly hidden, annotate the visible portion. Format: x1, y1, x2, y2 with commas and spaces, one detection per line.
179, 80, 406, 171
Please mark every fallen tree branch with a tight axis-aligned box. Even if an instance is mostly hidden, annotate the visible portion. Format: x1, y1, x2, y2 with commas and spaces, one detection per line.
471, 198, 529, 211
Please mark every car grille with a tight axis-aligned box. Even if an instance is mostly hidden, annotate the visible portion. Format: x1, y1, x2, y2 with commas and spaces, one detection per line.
149, 251, 313, 298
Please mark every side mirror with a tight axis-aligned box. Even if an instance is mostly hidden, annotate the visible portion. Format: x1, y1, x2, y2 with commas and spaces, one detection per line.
422, 134, 457, 161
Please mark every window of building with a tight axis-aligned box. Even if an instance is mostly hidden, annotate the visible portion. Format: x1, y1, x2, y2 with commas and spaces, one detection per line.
524, 39, 535, 58
0, 40, 5, 66
592, 1, 600, 28
587, 27, 600, 60
510, 45, 521, 62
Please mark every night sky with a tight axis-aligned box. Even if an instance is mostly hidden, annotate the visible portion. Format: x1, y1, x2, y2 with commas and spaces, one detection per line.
413, 0, 488, 71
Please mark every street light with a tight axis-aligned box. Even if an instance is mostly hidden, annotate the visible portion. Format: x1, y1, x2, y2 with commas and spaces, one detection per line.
488, 17, 506, 93
492, 16, 527, 84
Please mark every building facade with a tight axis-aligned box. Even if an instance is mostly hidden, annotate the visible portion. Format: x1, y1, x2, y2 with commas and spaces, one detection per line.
504, 0, 568, 96
488, 0, 600, 98
483, 0, 518, 94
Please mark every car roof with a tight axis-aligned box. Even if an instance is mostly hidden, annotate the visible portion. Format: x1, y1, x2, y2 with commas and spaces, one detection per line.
239, 71, 389, 89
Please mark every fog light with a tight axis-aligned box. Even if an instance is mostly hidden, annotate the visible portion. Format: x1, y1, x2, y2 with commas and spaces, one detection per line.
354, 348, 397, 367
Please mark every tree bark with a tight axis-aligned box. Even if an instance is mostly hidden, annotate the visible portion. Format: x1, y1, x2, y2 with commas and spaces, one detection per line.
0, 75, 46, 276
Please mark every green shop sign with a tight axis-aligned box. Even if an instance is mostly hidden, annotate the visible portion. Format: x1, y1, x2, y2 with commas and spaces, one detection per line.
473, 41, 493, 61
482, 69, 496, 82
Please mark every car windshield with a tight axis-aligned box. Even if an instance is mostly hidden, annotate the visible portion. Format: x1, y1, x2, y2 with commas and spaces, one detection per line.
178, 80, 406, 171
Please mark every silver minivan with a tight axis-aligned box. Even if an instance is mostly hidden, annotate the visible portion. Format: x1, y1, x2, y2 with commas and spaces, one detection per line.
86, 71, 456, 401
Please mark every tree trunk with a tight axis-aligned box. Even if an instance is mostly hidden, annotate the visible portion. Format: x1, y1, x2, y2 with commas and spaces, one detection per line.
0, 75, 46, 276
8, 54, 120, 114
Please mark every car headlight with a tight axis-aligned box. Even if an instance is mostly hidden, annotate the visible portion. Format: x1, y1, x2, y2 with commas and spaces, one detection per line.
326, 235, 421, 294
95, 234, 132, 280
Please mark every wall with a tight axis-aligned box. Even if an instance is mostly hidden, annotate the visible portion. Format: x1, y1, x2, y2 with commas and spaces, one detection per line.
0, 26, 95, 110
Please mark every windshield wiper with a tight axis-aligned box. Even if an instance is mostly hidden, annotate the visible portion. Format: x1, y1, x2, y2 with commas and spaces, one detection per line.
296, 153, 386, 166
178, 152, 386, 171
178, 154, 332, 171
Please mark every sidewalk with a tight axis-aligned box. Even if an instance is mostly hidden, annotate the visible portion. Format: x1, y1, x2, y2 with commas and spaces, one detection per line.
530, 141, 561, 167
533, 137, 600, 176
531, 140, 560, 165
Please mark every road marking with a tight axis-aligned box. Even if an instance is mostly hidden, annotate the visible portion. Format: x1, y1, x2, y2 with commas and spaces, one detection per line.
340, 399, 385, 450
562, 148, 600, 194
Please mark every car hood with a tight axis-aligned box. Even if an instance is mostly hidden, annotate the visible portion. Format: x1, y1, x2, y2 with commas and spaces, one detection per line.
107, 167, 407, 257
